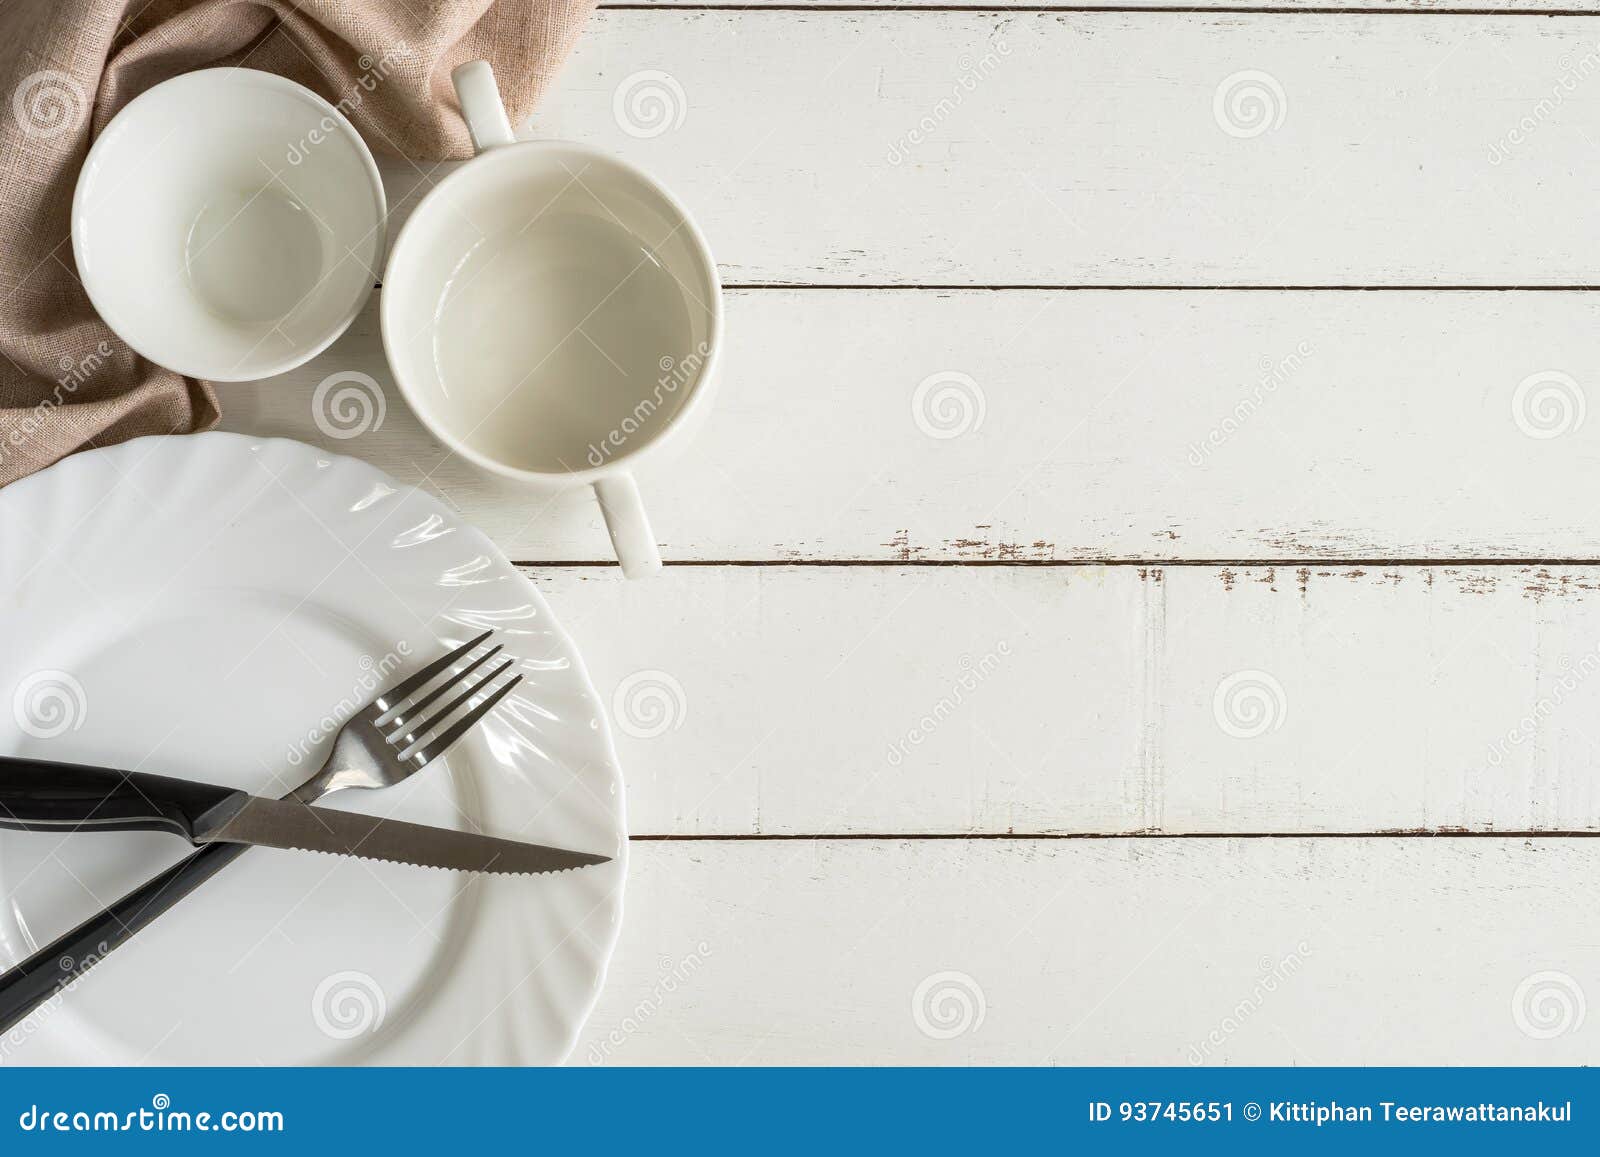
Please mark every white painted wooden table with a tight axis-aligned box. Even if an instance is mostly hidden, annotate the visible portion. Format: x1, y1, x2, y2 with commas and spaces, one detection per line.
225, 2, 1600, 1063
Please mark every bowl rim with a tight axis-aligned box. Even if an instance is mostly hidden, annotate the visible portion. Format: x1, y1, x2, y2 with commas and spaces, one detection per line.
71, 67, 387, 383
378, 139, 724, 484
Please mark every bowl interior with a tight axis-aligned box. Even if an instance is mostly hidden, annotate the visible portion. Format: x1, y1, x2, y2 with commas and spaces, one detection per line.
384, 146, 718, 475
74, 70, 383, 381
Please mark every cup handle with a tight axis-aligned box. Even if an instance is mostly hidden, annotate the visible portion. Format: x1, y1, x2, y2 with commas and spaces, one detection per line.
594, 474, 662, 579
451, 60, 662, 581
451, 61, 516, 153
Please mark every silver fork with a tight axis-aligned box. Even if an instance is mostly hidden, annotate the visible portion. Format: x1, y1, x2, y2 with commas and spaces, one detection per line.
289, 629, 516, 802
0, 630, 521, 1033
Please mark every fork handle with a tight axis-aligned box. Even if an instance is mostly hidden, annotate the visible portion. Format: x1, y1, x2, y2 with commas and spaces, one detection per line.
0, 840, 247, 1035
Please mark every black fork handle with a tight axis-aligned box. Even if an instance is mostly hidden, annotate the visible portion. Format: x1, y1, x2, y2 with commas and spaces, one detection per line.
0, 840, 248, 1035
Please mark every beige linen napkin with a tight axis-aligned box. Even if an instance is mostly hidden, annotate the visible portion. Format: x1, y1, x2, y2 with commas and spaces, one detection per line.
0, 0, 594, 486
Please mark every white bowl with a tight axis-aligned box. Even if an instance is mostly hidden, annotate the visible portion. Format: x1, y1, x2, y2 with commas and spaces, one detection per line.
72, 69, 385, 381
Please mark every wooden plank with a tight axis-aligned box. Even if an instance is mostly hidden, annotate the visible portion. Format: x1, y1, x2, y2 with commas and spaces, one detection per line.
607, 0, 1600, 10
577, 837, 1600, 1063
229, 288, 1600, 562
529, 564, 1600, 835
375, 12, 1600, 285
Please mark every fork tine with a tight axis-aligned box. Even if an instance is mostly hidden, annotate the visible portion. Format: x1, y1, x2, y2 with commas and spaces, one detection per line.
374, 643, 503, 729
390, 656, 515, 746
401, 673, 524, 766
367, 630, 492, 719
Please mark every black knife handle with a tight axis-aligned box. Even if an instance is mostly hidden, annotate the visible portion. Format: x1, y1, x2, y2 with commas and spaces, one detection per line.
0, 756, 244, 839
0, 839, 248, 1035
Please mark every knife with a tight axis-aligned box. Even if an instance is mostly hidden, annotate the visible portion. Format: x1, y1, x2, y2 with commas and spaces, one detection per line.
0, 758, 609, 875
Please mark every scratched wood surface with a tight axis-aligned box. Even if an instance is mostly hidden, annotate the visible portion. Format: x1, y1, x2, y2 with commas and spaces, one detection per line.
232, 288, 1600, 562
377, 12, 1600, 286
528, 564, 1600, 836
616, 0, 1600, 9
575, 838, 1600, 1064
227, 7, 1600, 1060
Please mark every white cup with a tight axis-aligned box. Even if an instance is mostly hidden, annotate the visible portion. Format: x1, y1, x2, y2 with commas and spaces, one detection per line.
381, 61, 723, 579
73, 69, 385, 381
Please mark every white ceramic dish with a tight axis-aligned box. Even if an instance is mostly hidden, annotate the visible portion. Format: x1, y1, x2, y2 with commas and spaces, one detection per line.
73, 69, 385, 382
382, 62, 723, 579
0, 433, 624, 1065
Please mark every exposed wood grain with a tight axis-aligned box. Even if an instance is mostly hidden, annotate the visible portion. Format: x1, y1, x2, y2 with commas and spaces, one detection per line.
228, 288, 1600, 562
578, 837, 1600, 1063
372, 11, 1600, 285
527, 564, 1600, 835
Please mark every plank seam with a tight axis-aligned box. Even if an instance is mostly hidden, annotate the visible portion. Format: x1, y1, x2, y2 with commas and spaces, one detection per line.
378, 282, 1600, 292
601, 4, 1600, 13
518, 558, 1600, 568
628, 831, 1600, 839
722, 284, 1600, 291
1136, 569, 1167, 832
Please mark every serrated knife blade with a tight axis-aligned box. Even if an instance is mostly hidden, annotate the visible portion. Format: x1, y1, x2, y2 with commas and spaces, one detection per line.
196, 796, 611, 876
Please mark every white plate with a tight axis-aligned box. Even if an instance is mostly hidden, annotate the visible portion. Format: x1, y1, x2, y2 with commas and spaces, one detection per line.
0, 433, 625, 1065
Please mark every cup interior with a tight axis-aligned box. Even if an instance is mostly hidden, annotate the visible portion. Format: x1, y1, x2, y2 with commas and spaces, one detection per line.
73, 69, 384, 381
382, 144, 719, 477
